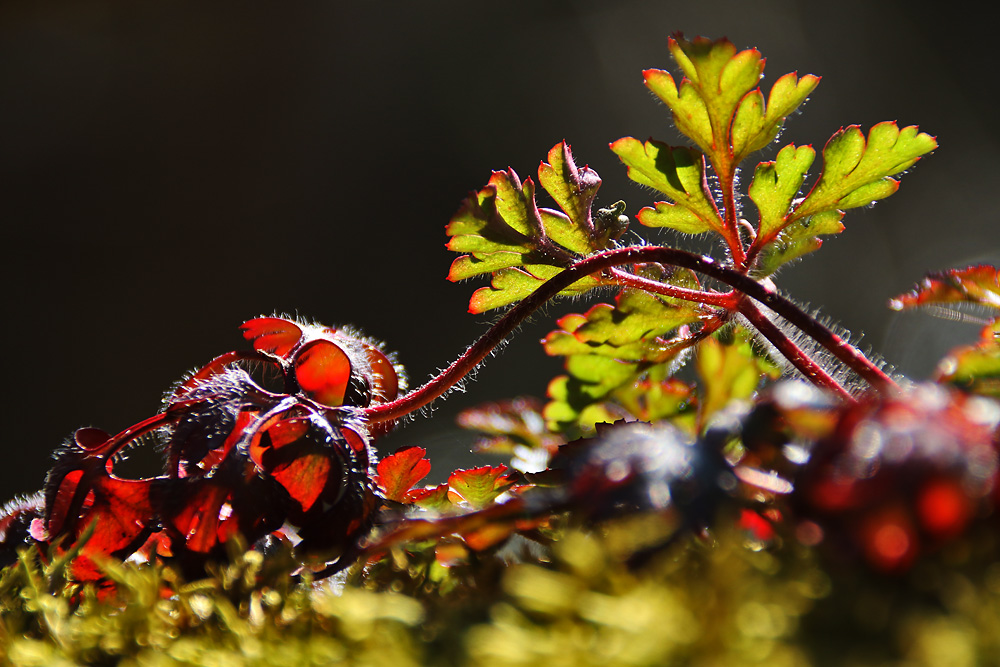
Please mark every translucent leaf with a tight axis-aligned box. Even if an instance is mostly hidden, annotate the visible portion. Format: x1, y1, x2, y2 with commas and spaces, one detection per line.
542, 282, 707, 433
408, 483, 452, 512
748, 144, 816, 241
446, 466, 516, 510
456, 398, 563, 462
375, 447, 432, 503
695, 328, 780, 424
755, 210, 845, 275
643, 36, 817, 167
537, 142, 601, 235
731, 72, 820, 161
609, 139, 723, 235
936, 321, 1000, 397
446, 142, 616, 313
751, 123, 936, 274
644, 37, 763, 156
468, 265, 602, 313
794, 122, 936, 217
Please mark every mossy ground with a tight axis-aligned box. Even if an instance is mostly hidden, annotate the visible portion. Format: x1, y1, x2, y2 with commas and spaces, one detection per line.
2, 517, 998, 666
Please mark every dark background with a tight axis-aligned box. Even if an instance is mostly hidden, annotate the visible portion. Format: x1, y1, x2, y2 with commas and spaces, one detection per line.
1, 0, 997, 497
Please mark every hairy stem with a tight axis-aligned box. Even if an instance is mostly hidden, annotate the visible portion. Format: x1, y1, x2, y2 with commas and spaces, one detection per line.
608, 268, 737, 309
737, 299, 856, 402
361, 246, 896, 423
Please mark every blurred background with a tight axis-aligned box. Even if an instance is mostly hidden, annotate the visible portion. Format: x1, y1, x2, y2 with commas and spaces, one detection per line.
1, 0, 997, 496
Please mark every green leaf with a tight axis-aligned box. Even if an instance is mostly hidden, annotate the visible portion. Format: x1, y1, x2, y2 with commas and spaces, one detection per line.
537, 142, 602, 238
644, 37, 763, 157
751, 122, 936, 274
408, 483, 453, 512
575, 269, 707, 347
446, 466, 516, 510
542, 275, 709, 433
644, 36, 816, 168
748, 144, 816, 240
610, 139, 723, 235
468, 265, 602, 313
446, 142, 614, 313
936, 323, 1000, 397
732, 72, 820, 161
695, 328, 779, 424
755, 210, 845, 275
794, 122, 936, 218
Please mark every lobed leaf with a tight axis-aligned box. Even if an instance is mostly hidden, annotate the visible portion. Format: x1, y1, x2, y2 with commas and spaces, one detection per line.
731, 72, 820, 161
644, 36, 763, 157
751, 122, 936, 274
542, 274, 708, 433
644, 36, 816, 168
467, 265, 602, 313
794, 123, 936, 219
610, 139, 724, 235
753, 210, 845, 275
748, 144, 817, 241
446, 142, 615, 313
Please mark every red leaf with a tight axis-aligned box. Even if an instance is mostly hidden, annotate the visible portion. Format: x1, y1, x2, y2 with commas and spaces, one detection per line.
294, 340, 352, 407
46, 469, 85, 537
273, 454, 331, 512
375, 447, 431, 503
166, 483, 229, 554
241, 317, 304, 357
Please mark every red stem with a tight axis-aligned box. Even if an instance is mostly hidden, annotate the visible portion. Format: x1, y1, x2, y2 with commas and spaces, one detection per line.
360, 246, 896, 424
607, 268, 736, 309
737, 299, 856, 402
716, 168, 747, 270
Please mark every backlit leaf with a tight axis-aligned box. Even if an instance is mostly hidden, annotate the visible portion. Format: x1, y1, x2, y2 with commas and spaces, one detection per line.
542, 281, 707, 433
696, 328, 780, 424
446, 142, 616, 313
645, 37, 763, 157
890, 266, 1000, 396
748, 144, 816, 241
447, 466, 516, 510
610, 139, 723, 235
732, 72, 820, 161
936, 320, 1000, 397
752, 122, 936, 274
375, 447, 432, 503
456, 398, 564, 466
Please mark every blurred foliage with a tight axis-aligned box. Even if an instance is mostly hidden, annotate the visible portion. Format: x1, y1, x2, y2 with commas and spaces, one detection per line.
3, 514, 1000, 666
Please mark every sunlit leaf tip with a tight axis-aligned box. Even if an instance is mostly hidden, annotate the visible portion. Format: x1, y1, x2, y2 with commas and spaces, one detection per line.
888, 265, 1000, 312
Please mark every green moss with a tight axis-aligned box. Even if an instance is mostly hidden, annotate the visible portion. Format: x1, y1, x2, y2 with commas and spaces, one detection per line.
4, 519, 999, 666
